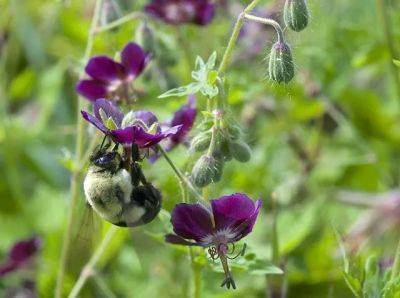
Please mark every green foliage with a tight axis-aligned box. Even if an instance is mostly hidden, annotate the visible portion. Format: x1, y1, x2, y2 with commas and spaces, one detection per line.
158, 52, 219, 98
1, 0, 400, 297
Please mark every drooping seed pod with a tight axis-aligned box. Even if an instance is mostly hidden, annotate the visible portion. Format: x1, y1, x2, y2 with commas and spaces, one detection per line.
230, 141, 251, 163
191, 155, 224, 188
190, 131, 212, 152
268, 41, 294, 84
284, 0, 309, 32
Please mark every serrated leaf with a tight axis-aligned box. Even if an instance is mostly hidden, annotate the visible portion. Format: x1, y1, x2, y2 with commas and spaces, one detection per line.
206, 51, 217, 69
158, 82, 201, 98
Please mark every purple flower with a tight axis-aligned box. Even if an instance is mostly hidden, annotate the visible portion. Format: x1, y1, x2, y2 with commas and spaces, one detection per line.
167, 96, 197, 149
0, 236, 41, 277
145, 0, 215, 26
81, 98, 182, 148
76, 43, 150, 101
166, 193, 262, 289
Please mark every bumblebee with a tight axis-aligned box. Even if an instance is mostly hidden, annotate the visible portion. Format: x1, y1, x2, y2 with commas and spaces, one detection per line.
83, 142, 161, 227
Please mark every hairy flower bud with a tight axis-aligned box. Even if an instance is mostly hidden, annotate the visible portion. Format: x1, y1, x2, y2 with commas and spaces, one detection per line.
268, 41, 294, 84
191, 155, 224, 188
211, 130, 232, 161
284, 0, 309, 32
230, 141, 251, 163
136, 21, 156, 56
190, 131, 212, 152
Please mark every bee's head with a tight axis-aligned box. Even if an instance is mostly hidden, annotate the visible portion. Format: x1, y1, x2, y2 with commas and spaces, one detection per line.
90, 148, 123, 174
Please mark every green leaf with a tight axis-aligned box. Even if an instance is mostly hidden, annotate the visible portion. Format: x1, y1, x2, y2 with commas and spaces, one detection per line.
158, 82, 202, 98
206, 51, 217, 69
394, 59, 400, 67
248, 260, 284, 275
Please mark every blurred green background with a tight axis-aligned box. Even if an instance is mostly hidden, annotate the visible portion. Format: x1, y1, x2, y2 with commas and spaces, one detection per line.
1, 0, 400, 297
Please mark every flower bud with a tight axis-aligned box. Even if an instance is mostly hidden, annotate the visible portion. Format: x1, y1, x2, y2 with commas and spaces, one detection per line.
284, 0, 309, 32
190, 131, 212, 152
136, 21, 156, 56
268, 41, 294, 84
191, 155, 224, 188
214, 137, 232, 161
230, 141, 251, 163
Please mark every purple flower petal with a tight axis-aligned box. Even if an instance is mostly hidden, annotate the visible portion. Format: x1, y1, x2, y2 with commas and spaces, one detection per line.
171, 203, 213, 242
85, 56, 125, 84
211, 194, 262, 240
76, 80, 108, 101
120, 43, 150, 78
165, 234, 201, 246
145, 0, 215, 26
131, 110, 158, 128
111, 125, 182, 147
0, 236, 41, 277
81, 110, 110, 135
169, 96, 197, 146
194, 2, 215, 25
9, 237, 41, 262
93, 98, 124, 127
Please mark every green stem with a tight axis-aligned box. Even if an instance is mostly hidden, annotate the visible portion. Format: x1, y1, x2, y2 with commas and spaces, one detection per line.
376, 0, 400, 101
157, 145, 207, 205
243, 14, 284, 43
218, 0, 260, 74
55, 1, 103, 297
192, 255, 202, 298
391, 238, 400, 281
68, 226, 118, 298
271, 194, 279, 265
94, 11, 145, 34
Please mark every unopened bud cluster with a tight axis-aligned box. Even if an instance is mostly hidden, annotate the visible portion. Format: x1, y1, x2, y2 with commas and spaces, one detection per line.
267, 0, 310, 84
190, 112, 251, 188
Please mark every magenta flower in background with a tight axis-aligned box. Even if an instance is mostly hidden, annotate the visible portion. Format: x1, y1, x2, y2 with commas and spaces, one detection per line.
166, 193, 262, 289
0, 236, 41, 277
76, 43, 150, 101
159, 95, 197, 153
81, 98, 182, 148
145, 0, 215, 26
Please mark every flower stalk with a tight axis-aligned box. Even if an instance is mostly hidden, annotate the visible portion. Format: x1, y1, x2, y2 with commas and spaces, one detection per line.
218, 0, 260, 74
157, 145, 208, 206
375, 0, 400, 101
390, 238, 400, 281
55, 1, 103, 296
68, 226, 118, 298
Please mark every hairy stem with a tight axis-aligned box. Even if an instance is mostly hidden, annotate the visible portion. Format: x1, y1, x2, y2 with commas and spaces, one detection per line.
218, 0, 260, 74
68, 226, 118, 298
243, 14, 284, 42
391, 238, 400, 281
157, 145, 207, 206
94, 11, 145, 34
55, 1, 103, 296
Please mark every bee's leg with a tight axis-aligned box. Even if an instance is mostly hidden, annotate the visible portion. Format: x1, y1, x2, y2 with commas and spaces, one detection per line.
112, 142, 119, 151
130, 143, 148, 186
131, 143, 140, 162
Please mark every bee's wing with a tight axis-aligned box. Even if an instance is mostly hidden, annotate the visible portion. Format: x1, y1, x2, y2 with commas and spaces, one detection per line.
65, 201, 103, 275
73, 202, 102, 250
